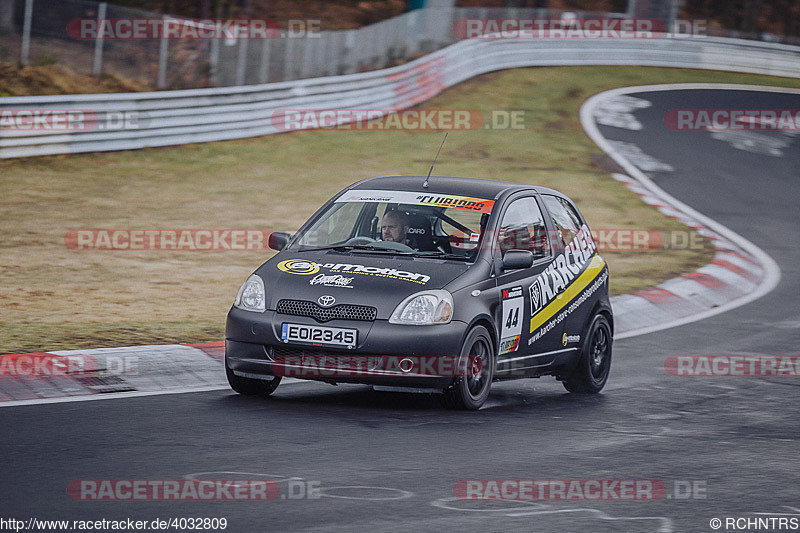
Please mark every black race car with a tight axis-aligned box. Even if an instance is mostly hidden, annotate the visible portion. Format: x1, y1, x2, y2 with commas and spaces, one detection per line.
225, 175, 613, 409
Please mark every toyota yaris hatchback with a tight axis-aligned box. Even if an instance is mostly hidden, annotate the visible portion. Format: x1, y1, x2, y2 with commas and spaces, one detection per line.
225, 175, 613, 409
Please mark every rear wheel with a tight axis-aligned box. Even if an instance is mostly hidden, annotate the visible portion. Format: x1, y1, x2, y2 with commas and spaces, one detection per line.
442, 326, 495, 410
563, 314, 612, 393
226, 362, 281, 396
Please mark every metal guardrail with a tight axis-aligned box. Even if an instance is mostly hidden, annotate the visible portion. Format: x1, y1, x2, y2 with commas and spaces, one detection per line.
1, 35, 799, 159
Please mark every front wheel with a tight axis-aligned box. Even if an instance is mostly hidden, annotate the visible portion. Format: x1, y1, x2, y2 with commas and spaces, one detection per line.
563, 314, 612, 393
442, 326, 495, 410
226, 362, 281, 396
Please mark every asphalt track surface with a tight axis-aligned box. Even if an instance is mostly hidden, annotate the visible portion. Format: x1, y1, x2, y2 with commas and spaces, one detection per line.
2, 87, 799, 533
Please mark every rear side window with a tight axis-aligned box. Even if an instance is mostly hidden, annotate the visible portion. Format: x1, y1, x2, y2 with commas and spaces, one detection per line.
542, 195, 584, 249
498, 196, 549, 257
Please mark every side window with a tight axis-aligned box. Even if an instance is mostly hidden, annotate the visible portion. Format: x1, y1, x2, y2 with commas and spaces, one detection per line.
542, 195, 584, 249
498, 196, 549, 257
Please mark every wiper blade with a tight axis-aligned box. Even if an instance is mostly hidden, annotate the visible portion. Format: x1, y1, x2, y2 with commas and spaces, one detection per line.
410, 251, 472, 261
296, 245, 353, 252
349, 245, 414, 255
298, 244, 413, 255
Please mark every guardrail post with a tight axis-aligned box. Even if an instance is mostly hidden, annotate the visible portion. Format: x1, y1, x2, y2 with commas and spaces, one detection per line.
20, 0, 33, 66
157, 15, 169, 88
92, 2, 107, 76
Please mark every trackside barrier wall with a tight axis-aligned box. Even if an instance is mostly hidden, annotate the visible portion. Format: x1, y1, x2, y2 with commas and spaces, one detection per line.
1, 35, 799, 158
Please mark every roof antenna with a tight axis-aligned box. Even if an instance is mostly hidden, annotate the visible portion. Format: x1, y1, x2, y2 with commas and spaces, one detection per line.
423, 132, 448, 189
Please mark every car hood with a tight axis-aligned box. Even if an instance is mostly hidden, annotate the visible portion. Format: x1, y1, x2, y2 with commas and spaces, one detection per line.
257, 251, 471, 319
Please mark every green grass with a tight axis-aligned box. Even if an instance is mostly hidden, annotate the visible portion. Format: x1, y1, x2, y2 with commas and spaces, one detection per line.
2, 65, 799, 353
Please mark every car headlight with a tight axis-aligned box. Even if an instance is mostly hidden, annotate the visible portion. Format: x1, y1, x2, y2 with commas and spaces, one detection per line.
389, 290, 453, 325
234, 274, 266, 312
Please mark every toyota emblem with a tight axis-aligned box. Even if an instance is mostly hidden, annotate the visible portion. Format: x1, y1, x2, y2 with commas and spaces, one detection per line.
318, 295, 335, 307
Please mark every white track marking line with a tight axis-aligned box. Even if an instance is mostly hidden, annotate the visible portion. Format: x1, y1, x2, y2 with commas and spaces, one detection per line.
581, 83, 783, 340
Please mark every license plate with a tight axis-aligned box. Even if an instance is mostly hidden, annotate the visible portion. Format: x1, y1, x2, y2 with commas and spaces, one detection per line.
281, 323, 357, 348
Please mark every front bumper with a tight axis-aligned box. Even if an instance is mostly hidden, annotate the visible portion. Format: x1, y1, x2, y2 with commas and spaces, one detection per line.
225, 306, 470, 388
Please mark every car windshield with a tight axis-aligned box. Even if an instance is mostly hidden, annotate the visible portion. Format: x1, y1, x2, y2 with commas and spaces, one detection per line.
290, 189, 496, 261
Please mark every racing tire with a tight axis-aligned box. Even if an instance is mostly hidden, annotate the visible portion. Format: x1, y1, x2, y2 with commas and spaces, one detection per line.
441, 325, 495, 410
226, 363, 281, 396
563, 314, 612, 394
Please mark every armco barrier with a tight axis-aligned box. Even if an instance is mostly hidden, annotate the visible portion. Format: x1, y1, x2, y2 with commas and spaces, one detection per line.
1, 35, 799, 159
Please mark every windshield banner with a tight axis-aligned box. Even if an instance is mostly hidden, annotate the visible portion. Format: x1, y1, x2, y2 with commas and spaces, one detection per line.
336, 189, 495, 214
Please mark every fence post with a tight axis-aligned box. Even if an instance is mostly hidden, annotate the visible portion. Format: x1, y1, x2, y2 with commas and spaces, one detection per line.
92, 2, 107, 76
326, 31, 337, 76
20, 0, 33, 66
343, 29, 355, 74
300, 32, 313, 78
157, 15, 169, 88
235, 24, 248, 85
209, 21, 220, 86
283, 35, 295, 80
258, 36, 271, 83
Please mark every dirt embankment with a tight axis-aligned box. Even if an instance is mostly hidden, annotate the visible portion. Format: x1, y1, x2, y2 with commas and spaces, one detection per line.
0, 62, 146, 96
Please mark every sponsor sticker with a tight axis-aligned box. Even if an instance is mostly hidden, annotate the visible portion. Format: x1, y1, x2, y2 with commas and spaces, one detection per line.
309, 273, 354, 289
336, 189, 495, 214
277, 259, 320, 275
277, 259, 430, 284
529, 224, 598, 319
562, 333, 581, 346
529, 269, 608, 346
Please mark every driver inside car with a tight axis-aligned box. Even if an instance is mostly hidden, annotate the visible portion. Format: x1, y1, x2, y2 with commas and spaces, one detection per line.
380, 210, 409, 244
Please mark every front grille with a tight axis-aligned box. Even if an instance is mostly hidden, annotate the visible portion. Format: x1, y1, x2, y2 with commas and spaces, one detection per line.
276, 299, 377, 322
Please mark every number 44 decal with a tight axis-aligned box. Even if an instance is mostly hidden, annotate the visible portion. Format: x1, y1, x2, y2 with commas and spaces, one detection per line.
505, 307, 520, 329
499, 286, 524, 354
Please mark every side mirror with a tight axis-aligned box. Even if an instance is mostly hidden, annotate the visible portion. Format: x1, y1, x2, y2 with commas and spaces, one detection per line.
502, 249, 534, 271
268, 232, 290, 251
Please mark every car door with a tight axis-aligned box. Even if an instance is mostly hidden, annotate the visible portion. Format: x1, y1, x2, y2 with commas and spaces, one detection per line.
540, 194, 604, 352
492, 194, 564, 377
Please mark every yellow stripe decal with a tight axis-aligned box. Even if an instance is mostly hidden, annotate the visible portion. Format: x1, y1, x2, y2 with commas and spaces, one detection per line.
529, 255, 606, 333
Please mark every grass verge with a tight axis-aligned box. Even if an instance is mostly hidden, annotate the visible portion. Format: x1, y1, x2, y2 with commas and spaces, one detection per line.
2, 65, 799, 352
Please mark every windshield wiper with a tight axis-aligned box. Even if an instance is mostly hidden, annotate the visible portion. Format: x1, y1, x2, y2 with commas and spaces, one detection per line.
298, 245, 471, 260
297, 244, 413, 255
410, 251, 473, 261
